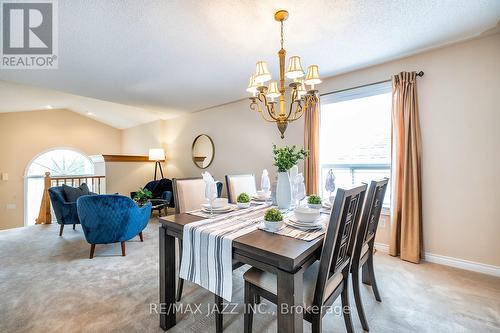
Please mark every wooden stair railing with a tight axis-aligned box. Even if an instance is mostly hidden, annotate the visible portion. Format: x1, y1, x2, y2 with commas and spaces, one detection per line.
35, 172, 105, 225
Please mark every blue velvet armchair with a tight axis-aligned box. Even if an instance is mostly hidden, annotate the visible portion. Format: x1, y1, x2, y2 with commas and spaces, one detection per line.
48, 186, 81, 236
76, 194, 152, 259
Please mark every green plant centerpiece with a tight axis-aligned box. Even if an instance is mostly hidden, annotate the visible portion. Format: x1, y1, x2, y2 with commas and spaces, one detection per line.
272, 145, 309, 172
237, 193, 251, 203
133, 187, 153, 205
264, 208, 283, 222
308, 195, 322, 205
272, 144, 309, 209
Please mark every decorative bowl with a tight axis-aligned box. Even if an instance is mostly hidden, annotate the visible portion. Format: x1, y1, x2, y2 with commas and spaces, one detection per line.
237, 202, 251, 209
264, 219, 283, 232
308, 203, 323, 210
294, 206, 321, 223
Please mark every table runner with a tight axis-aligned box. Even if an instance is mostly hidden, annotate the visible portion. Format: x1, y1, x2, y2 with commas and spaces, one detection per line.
179, 204, 269, 301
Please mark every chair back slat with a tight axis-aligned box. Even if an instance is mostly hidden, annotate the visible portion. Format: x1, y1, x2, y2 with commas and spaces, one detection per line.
358, 178, 389, 253
313, 184, 367, 306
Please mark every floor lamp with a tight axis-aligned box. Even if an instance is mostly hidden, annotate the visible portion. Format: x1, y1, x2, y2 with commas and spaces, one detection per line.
149, 148, 165, 180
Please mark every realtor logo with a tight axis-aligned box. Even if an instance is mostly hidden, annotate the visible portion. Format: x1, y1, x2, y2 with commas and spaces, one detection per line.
1, 0, 58, 69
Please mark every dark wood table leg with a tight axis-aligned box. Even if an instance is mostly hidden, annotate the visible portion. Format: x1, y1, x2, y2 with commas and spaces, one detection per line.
159, 225, 176, 330
277, 268, 304, 333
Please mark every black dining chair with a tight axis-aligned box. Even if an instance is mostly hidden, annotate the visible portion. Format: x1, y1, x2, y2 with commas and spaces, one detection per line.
243, 184, 367, 333
350, 178, 389, 331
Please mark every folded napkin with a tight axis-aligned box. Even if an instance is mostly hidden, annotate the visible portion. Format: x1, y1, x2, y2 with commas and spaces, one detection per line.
202, 171, 218, 201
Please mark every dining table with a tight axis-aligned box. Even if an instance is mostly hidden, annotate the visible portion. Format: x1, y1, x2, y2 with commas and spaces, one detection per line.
158, 210, 326, 333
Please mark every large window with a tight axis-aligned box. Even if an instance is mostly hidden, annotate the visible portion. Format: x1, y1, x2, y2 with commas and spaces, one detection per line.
319, 82, 391, 207
25, 148, 95, 226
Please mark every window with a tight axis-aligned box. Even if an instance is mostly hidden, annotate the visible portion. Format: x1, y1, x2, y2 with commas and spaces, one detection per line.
25, 148, 95, 226
319, 82, 391, 208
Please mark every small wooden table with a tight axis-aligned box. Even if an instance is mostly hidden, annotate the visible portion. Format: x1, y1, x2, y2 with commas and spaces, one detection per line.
158, 213, 325, 332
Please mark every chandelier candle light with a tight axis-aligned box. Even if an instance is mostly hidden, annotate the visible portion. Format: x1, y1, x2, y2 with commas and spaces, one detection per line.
247, 9, 322, 139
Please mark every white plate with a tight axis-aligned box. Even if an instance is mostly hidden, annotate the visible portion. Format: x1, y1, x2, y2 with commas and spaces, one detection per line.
285, 219, 323, 231
201, 206, 235, 213
201, 204, 232, 211
289, 215, 322, 225
252, 196, 270, 202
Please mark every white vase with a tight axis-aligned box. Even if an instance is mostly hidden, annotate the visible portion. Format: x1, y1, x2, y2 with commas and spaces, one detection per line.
276, 171, 292, 209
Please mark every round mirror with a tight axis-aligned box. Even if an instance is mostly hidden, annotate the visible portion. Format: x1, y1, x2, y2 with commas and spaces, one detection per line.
192, 134, 215, 169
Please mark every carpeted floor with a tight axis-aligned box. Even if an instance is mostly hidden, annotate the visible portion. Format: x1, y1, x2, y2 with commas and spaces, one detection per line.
0, 219, 499, 333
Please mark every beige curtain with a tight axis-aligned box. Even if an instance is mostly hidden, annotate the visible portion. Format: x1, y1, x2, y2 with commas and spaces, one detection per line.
304, 98, 320, 195
389, 72, 423, 263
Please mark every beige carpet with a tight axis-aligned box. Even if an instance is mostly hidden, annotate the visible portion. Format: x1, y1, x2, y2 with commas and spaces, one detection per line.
1, 219, 499, 333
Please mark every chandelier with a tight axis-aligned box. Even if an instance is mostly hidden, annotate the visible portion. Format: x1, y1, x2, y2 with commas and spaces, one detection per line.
247, 10, 322, 139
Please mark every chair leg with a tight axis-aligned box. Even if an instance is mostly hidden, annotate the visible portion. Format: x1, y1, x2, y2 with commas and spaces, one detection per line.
73, 224, 76, 230
139, 232, 144, 242
366, 253, 381, 302
121, 241, 126, 256
244, 282, 254, 333
89, 244, 95, 259
352, 266, 370, 331
341, 280, 355, 333
215, 294, 223, 333
176, 239, 184, 302
311, 314, 322, 333
59, 224, 64, 236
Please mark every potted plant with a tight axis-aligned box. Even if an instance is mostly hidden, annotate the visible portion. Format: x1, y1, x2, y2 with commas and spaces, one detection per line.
263, 208, 284, 232
237, 192, 251, 209
133, 187, 153, 206
272, 145, 308, 209
307, 195, 322, 210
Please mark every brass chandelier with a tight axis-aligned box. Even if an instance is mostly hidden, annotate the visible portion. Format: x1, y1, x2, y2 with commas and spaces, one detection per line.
247, 10, 322, 139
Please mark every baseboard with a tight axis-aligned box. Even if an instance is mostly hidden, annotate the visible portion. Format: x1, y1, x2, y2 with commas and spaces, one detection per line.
423, 252, 500, 277
373, 242, 500, 277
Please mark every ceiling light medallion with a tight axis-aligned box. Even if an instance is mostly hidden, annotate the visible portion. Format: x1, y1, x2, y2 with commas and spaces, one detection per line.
247, 9, 321, 139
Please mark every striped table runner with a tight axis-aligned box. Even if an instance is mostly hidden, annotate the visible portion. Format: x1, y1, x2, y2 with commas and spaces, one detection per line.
179, 204, 269, 301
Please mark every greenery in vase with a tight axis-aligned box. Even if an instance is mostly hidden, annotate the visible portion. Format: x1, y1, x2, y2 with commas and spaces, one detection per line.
264, 208, 283, 222
308, 195, 322, 205
133, 187, 153, 203
272, 145, 309, 172
237, 193, 250, 203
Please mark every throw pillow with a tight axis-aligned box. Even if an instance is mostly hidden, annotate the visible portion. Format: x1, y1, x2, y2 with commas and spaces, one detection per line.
62, 183, 90, 202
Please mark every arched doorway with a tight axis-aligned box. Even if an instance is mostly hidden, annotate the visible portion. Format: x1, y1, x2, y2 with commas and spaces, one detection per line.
25, 148, 95, 226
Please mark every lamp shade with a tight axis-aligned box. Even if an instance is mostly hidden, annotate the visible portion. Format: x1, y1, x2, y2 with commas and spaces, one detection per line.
266, 81, 280, 99
254, 61, 271, 83
305, 65, 322, 86
246, 75, 258, 94
296, 79, 306, 98
286, 56, 305, 79
149, 148, 165, 161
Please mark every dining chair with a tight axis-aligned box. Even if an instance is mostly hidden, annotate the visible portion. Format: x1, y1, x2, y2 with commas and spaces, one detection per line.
172, 177, 230, 304
243, 184, 367, 333
225, 174, 257, 203
350, 178, 389, 331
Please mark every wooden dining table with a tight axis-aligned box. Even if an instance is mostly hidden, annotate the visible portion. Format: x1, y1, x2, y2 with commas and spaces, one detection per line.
158, 212, 325, 332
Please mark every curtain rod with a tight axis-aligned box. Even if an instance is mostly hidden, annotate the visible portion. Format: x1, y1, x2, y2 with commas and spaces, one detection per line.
320, 71, 424, 97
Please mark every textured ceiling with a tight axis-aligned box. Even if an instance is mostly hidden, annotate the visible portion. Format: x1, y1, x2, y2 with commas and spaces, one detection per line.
0, 0, 499, 128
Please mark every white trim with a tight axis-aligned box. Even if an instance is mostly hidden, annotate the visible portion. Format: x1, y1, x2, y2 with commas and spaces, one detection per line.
374, 242, 389, 253
423, 252, 500, 277
374, 242, 500, 277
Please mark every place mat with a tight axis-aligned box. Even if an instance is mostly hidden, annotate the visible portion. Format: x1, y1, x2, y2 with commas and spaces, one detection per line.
179, 204, 270, 301
258, 214, 329, 241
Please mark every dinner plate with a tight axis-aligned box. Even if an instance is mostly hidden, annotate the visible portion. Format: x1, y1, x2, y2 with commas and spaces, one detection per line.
201, 203, 232, 211
251, 196, 270, 202
201, 205, 235, 213
285, 219, 323, 231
